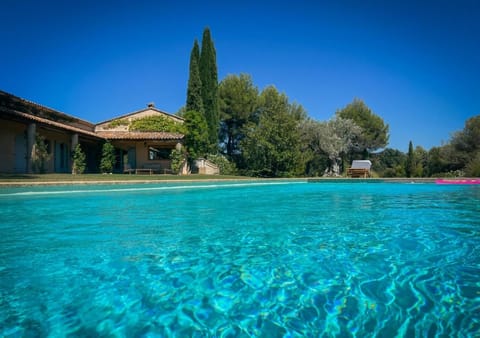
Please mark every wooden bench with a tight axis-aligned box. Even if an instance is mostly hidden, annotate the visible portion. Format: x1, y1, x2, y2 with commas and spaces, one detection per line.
347, 168, 370, 178
135, 168, 153, 175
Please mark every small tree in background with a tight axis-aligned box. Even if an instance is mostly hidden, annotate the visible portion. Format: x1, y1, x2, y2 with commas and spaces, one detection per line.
72, 144, 86, 174
32, 133, 50, 174
302, 117, 362, 176
206, 154, 237, 175
100, 142, 116, 173
405, 141, 415, 178
170, 148, 186, 175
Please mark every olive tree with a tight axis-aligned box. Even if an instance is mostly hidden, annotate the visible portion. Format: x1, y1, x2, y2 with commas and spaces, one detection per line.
302, 117, 362, 176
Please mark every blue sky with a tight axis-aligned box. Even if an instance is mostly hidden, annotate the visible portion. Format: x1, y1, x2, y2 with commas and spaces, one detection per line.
1, 0, 479, 151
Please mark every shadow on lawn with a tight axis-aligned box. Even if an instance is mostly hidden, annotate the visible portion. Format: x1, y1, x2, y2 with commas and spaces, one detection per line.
0, 174, 39, 180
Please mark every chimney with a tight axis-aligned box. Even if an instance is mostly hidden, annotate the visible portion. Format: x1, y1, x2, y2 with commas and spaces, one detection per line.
147, 102, 155, 108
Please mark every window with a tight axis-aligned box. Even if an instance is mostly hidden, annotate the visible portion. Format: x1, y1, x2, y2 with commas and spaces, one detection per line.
148, 146, 171, 160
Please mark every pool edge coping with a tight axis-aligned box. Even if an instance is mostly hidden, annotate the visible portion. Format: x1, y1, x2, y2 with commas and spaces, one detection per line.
0, 177, 442, 187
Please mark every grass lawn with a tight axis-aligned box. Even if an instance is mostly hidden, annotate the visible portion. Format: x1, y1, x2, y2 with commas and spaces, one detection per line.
0, 173, 252, 185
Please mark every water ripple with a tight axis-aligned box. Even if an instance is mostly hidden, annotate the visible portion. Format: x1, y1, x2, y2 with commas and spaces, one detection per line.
0, 183, 479, 336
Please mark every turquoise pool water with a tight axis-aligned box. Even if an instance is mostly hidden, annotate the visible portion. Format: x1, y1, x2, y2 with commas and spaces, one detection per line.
0, 181, 479, 336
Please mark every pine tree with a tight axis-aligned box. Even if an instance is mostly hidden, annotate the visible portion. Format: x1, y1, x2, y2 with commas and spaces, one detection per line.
199, 27, 219, 151
186, 39, 204, 114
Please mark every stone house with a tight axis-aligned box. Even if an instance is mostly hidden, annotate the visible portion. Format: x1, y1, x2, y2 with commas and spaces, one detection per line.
0, 90, 187, 174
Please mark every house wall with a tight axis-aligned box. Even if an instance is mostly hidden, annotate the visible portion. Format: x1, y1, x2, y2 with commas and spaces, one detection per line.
0, 117, 97, 173
0, 118, 26, 173
135, 142, 174, 172
109, 140, 182, 173
39, 128, 72, 173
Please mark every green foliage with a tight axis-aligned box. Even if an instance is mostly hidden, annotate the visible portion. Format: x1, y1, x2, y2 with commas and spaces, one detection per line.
100, 142, 116, 173
183, 110, 209, 159
405, 141, 415, 178
425, 114, 480, 177
218, 74, 259, 163
176, 106, 187, 117
72, 144, 86, 174
241, 86, 305, 177
465, 152, 480, 177
336, 98, 389, 154
169, 148, 186, 174
384, 165, 407, 178
32, 133, 50, 174
426, 146, 451, 176
449, 115, 480, 174
413, 146, 428, 177
199, 27, 219, 150
452, 115, 480, 154
104, 119, 129, 129
130, 115, 185, 133
371, 148, 406, 177
301, 117, 362, 176
186, 40, 204, 114
206, 154, 238, 175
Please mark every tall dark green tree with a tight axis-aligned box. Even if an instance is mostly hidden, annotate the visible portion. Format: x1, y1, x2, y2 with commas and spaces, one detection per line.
183, 110, 209, 159
186, 39, 204, 114
405, 140, 415, 177
218, 74, 259, 164
100, 142, 116, 174
199, 27, 219, 150
72, 144, 86, 175
241, 86, 306, 177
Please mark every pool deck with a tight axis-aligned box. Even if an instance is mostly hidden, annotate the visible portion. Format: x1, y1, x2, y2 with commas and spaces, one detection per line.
0, 176, 443, 187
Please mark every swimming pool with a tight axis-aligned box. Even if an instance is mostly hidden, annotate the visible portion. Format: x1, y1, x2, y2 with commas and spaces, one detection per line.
0, 181, 479, 336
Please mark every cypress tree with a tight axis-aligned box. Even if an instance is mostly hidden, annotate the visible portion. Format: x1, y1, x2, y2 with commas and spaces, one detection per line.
199, 27, 219, 150
186, 39, 204, 114
100, 142, 116, 174
406, 140, 415, 177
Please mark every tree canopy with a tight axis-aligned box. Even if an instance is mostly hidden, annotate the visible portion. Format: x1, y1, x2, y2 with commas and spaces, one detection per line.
336, 98, 389, 154
302, 117, 362, 176
180, 29, 477, 178
241, 86, 306, 177
218, 73, 259, 163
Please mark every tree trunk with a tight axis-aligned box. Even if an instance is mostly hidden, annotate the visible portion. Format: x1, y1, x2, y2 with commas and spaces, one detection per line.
323, 157, 341, 177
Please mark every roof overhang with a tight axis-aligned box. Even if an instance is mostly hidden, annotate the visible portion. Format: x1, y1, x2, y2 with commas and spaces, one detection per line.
1, 108, 101, 139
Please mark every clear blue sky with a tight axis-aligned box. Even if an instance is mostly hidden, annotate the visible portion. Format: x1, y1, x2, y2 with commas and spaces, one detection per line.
1, 0, 479, 151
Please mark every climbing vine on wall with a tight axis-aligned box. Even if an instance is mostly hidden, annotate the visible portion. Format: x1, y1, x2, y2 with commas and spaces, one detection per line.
130, 116, 186, 133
